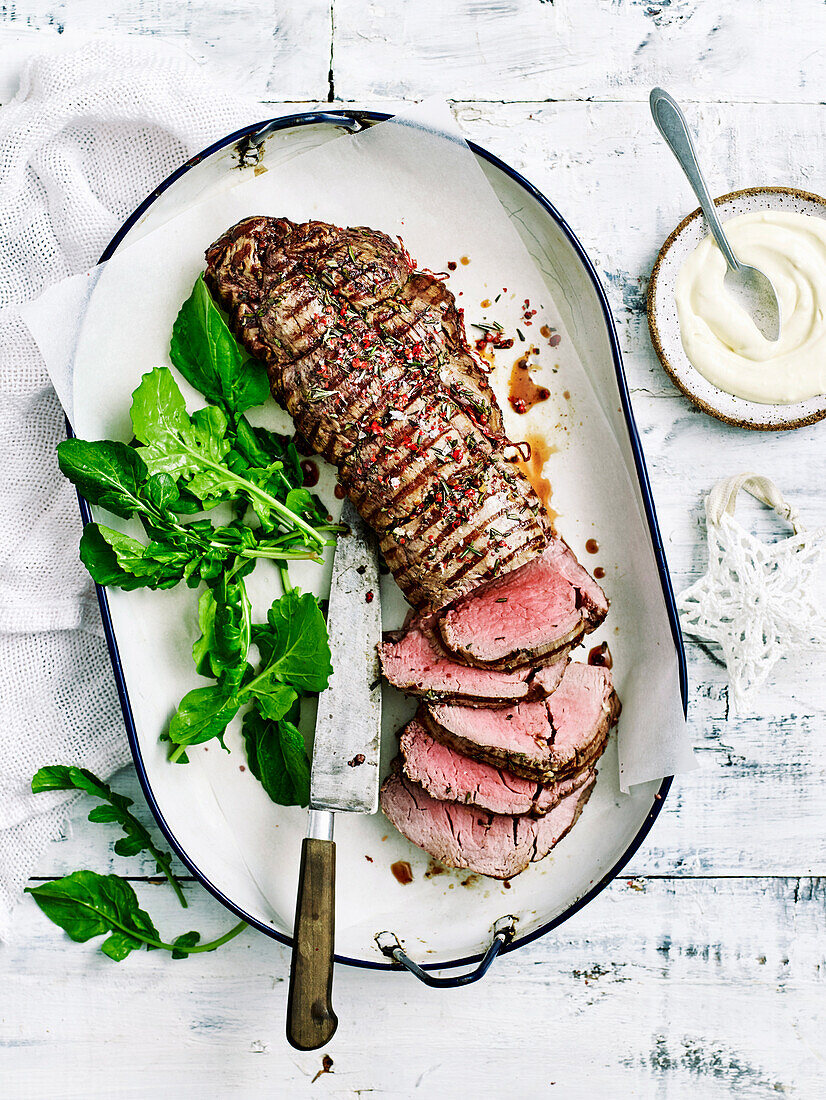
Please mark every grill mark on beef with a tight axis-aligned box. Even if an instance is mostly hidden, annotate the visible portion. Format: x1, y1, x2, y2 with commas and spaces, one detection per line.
205, 216, 552, 609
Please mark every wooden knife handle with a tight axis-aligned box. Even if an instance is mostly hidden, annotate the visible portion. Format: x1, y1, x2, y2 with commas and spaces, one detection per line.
286, 837, 338, 1050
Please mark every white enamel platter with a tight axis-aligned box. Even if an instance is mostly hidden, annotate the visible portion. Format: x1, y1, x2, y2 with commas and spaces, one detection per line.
71, 112, 685, 974
648, 186, 826, 432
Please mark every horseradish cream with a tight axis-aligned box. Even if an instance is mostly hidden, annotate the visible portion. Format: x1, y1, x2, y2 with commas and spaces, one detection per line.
675, 209, 826, 404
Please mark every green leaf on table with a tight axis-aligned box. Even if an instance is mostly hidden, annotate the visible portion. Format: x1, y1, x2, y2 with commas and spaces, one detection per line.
57, 439, 149, 519
171, 930, 201, 960
170, 274, 269, 418
241, 710, 310, 806
31, 765, 187, 908
250, 589, 332, 694
26, 871, 159, 959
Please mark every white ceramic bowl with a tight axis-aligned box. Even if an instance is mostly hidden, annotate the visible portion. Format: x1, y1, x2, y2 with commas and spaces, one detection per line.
648, 185, 826, 431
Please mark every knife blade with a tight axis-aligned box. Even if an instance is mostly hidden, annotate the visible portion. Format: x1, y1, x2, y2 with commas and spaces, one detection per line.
310, 498, 382, 813
286, 498, 382, 1051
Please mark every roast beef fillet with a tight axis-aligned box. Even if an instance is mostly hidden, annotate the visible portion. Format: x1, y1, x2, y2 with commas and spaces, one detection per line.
437, 537, 609, 669
421, 662, 618, 783
204, 216, 551, 610
380, 763, 595, 879
399, 719, 595, 817
380, 616, 569, 706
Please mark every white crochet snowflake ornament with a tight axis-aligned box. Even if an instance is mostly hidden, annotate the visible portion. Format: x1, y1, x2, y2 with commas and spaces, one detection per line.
677, 473, 826, 713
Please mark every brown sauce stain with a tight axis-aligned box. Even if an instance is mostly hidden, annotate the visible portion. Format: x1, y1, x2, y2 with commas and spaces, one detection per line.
594, 566, 606, 579
334, 483, 346, 499
480, 298, 491, 308
300, 459, 319, 487
563, 390, 571, 400
476, 342, 496, 368
391, 860, 414, 885
540, 324, 551, 338
518, 434, 557, 521
312, 1055, 334, 1083
461, 874, 480, 887
508, 354, 550, 415
460, 255, 470, 265
425, 860, 447, 879
588, 642, 613, 669
585, 538, 599, 554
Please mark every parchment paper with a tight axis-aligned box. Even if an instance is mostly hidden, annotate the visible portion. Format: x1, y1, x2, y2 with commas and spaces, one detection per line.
22, 99, 697, 954
24, 98, 693, 786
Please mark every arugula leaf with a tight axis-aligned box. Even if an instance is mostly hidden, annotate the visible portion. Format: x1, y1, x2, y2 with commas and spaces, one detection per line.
250, 590, 332, 694
128, 368, 326, 549
167, 683, 242, 755
284, 487, 321, 519
26, 871, 159, 958
241, 710, 310, 806
32, 766, 188, 907
192, 571, 252, 680
57, 439, 149, 519
171, 930, 201, 959
192, 588, 218, 676
80, 524, 193, 591
26, 870, 247, 961
252, 683, 298, 722
131, 368, 231, 485
130, 365, 191, 450
169, 274, 269, 419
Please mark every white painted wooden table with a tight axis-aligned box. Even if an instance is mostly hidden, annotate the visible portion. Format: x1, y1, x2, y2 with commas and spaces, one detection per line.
2, 4, 825, 1097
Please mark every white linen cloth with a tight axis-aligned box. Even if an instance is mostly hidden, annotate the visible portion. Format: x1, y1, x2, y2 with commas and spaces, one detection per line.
0, 39, 253, 938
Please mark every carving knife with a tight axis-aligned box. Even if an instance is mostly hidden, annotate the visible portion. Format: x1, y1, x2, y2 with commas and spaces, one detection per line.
286, 498, 382, 1050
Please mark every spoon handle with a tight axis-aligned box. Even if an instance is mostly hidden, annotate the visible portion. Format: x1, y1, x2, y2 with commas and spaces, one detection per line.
649, 87, 740, 273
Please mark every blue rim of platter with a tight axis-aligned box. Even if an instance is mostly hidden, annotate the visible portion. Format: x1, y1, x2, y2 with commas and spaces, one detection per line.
73, 109, 687, 976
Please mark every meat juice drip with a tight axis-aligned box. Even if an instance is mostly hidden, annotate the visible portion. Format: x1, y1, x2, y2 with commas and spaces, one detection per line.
391, 860, 414, 884
334, 483, 346, 500
517, 434, 557, 522
594, 566, 606, 580
588, 642, 613, 669
508, 353, 550, 415
300, 459, 319, 487
585, 538, 599, 554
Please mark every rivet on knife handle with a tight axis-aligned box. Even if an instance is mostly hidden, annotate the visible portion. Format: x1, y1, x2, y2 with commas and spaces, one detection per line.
286, 835, 338, 1050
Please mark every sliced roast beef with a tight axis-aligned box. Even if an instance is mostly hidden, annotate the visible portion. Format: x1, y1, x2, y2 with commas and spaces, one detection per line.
437, 537, 609, 669
380, 764, 596, 879
399, 719, 595, 816
421, 662, 618, 782
205, 216, 551, 611
380, 616, 569, 706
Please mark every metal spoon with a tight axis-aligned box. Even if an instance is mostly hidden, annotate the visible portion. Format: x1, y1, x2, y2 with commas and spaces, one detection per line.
650, 87, 781, 342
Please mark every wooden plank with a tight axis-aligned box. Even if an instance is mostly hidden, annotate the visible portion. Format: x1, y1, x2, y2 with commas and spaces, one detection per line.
334, 0, 826, 104
2, 874, 823, 1097
0, 0, 332, 104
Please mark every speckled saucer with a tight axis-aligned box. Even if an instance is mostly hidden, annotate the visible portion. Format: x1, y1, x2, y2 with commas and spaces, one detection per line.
648, 186, 826, 431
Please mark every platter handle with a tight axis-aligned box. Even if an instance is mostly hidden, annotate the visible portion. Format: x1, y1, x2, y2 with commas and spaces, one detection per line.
374, 916, 516, 988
